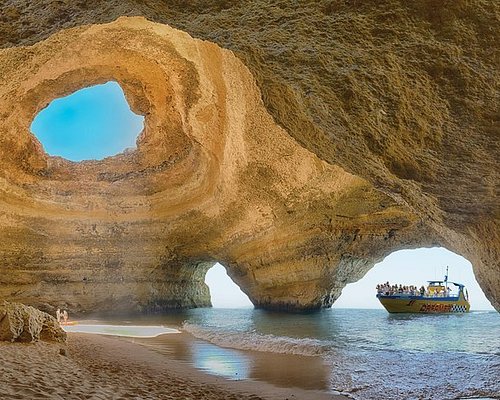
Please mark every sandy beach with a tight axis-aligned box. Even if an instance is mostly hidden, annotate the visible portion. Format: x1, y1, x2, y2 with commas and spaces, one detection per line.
0, 332, 345, 400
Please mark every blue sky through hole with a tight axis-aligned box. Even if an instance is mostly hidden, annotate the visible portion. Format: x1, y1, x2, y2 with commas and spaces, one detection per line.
30, 81, 144, 162
205, 264, 253, 308
30, 83, 493, 311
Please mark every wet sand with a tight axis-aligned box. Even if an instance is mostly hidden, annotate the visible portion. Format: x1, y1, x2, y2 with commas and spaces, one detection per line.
0, 333, 346, 400
133, 331, 334, 391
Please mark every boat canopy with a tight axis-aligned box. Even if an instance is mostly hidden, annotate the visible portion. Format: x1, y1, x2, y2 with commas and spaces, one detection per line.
427, 280, 465, 288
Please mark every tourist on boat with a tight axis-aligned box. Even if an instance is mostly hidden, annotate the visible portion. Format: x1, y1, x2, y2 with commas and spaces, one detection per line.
377, 283, 442, 297
376, 282, 426, 296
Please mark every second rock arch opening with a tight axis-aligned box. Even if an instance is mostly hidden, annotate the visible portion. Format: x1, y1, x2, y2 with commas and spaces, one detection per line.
333, 247, 494, 311
205, 263, 253, 308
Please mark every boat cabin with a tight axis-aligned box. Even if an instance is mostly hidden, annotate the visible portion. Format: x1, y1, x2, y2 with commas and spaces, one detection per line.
426, 280, 468, 300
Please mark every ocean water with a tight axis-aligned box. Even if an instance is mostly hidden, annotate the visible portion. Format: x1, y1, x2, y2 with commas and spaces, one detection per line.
97, 308, 500, 400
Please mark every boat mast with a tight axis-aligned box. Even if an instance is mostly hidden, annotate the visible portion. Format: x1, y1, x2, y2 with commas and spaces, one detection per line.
444, 266, 449, 296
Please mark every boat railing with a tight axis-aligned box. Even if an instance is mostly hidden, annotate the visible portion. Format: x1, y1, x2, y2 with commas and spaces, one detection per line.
377, 291, 459, 299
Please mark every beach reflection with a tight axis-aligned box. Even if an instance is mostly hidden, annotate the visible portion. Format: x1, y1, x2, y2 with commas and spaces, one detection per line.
192, 341, 251, 379
141, 333, 329, 390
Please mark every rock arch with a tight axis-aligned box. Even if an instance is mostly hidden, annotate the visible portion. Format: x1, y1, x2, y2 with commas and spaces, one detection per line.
0, 3, 498, 313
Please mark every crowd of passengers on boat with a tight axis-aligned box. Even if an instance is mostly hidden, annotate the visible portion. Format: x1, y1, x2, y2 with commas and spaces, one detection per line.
376, 282, 453, 297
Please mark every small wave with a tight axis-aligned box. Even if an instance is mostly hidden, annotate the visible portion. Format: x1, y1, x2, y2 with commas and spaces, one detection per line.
182, 323, 330, 356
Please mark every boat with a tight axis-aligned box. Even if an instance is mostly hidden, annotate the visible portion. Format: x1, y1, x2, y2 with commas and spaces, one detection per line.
376, 267, 470, 313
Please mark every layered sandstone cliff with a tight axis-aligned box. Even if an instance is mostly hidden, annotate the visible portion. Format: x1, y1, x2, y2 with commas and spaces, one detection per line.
0, 2, 498, 312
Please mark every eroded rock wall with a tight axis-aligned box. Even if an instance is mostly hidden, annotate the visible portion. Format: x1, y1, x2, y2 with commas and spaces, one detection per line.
0, 301, 66, 343
0, 2, 498, 312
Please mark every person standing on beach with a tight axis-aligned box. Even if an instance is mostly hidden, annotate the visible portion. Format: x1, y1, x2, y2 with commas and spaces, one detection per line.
62, 310, 68, 324
56, 308, 61, 324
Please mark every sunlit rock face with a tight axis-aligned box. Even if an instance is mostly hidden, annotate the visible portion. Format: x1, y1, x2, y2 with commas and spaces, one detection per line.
0, 2, 498, 313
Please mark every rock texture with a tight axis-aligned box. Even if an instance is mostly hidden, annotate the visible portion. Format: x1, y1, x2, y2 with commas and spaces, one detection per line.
0, 301, 66, 343
0, 2, 498, 312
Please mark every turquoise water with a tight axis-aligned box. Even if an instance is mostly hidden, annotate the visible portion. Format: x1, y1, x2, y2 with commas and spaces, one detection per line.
63, 324, 179, 337
96, 308, 500, 399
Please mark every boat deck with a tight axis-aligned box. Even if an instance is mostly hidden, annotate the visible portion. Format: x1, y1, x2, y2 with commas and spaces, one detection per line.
377, 294, 460, 301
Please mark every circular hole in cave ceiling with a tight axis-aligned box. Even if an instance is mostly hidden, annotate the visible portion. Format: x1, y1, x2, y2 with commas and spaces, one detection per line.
30, 81, 144, 162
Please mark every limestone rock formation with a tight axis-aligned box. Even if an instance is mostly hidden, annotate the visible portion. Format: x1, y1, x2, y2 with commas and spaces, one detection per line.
0, 2, 498, 312
0, 301, 66, 343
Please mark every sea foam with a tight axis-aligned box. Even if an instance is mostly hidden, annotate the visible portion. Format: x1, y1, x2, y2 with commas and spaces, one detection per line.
183, 322, 330, 356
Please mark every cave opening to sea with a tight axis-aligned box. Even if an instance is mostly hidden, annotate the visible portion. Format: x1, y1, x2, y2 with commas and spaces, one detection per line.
205, 263, 253, 308
30, 81, 144, 162
333, 247, 494, 311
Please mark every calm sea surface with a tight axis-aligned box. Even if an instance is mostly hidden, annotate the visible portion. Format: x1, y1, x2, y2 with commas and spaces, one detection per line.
92, 308, 500, 400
